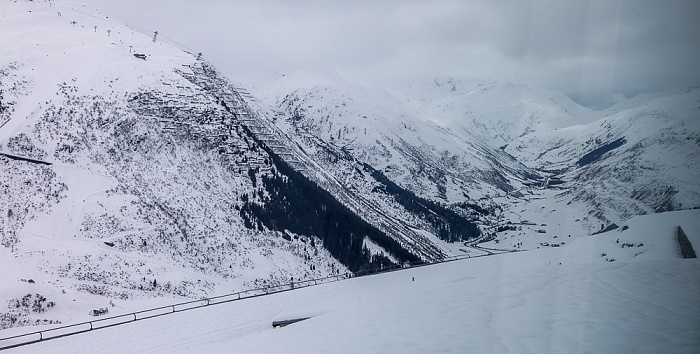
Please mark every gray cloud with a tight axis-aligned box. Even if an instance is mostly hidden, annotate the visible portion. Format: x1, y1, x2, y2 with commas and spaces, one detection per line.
86, 0, 700, 108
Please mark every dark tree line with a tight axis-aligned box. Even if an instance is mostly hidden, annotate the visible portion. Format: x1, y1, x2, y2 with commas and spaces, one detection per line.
577, 137, 626, 166
238, 129, 419, 272
454, 202, 491, 217
365, 164, 481, 243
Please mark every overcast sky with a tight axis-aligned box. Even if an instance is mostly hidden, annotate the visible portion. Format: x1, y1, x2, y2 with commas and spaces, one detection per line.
86, 0, 700, 109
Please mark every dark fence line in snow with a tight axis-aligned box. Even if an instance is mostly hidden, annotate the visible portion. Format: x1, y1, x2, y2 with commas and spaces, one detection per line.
0, 152, 52, 166
0, 253, 480, 350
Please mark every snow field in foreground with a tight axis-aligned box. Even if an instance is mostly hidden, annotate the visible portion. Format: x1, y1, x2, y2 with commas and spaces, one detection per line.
6, 210, 700, 353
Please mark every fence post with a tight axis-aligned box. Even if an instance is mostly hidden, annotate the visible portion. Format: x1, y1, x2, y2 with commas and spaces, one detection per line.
678, 226, 697, 259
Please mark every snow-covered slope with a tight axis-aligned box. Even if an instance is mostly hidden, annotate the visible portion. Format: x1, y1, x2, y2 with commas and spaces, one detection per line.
507, 85, 700, 223
0, 0, 359, 330
3, 210, 699, 353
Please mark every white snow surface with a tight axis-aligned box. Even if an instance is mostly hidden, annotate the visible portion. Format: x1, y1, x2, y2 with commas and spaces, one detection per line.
3, 210, 699, 353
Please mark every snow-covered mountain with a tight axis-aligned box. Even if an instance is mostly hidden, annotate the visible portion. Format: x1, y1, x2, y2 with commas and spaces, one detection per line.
1, 0, 698, 336
251, 71, 611, 205
255, 72, 535, 203
507, 85, 700, 224
247, 69, 700, 267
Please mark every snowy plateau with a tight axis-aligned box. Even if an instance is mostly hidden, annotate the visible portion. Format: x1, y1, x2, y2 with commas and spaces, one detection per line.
1, 0, 699, 353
